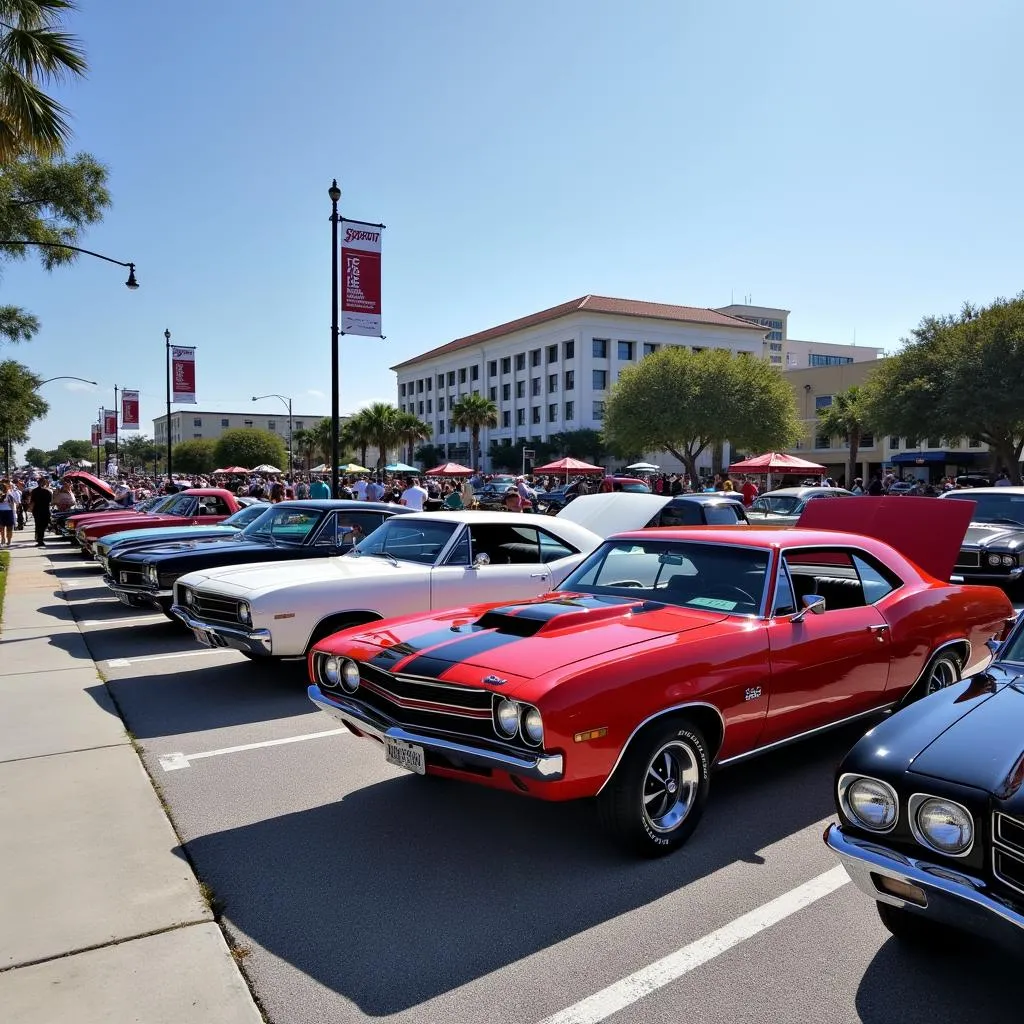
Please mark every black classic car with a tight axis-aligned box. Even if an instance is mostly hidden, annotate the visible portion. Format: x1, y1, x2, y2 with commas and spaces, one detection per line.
102, 500, 410, 615
940, 486, 1024, 585
825, 610, 1024, 952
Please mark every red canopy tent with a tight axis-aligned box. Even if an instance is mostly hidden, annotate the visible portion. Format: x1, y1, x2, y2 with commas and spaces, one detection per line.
425, 462, 474, 476
728, 452, 826, 492
534, 456, 605, 483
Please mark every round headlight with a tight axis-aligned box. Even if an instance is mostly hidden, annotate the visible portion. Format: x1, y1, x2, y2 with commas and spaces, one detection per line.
147, 565, 159, 583
183, 587, 195, 606
1002, 555, 1016, 567
323, 657, 341, 686
340, 659, 360, 692
988, 553, 1002, 566
495, 699, 519, 737
238, 602, 252, 626
844, 777, 898, 831
913, 797, 974, 856
521, 706, 544, 745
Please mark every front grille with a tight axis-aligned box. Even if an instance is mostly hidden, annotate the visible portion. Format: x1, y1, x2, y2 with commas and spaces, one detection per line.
955, 549, 981, 569
995, 813, 1024, 856
117, 570, 147, 586
191, 589, 244, 626
315, 655, 510, 749
992, 813, 1024, 898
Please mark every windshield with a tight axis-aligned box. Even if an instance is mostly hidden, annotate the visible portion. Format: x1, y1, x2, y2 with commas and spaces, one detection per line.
1000, 617, 1024, 666
620, 483, 651, 493
750, 495, 801, 515
222, 503, 268, 528
944, 492, 1024, 526
352, 518, 457, 565
149, 495, 182, 514
240, 506, 324, 544
559, 538, 769, 616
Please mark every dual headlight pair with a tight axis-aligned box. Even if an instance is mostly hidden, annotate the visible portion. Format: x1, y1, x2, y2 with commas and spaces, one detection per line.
987, 553, 1017, 567
494, 698, 543, 746
323, 656, 359, 693
840, 774, 974, 857
176, 586, 251, 626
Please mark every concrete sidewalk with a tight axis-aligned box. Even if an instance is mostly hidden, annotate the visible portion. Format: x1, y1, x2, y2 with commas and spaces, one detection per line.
0, 542, 263, 1024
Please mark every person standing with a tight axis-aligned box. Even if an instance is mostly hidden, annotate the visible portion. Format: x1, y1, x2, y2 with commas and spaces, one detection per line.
0, 478, 16, 547
400, 477, 427, 510
309, 476, 330, 499
27, 477, 53, 547
740, 476, 759, 506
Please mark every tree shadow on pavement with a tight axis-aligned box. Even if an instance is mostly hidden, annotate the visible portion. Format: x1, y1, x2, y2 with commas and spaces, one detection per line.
182, 721, 873, 1018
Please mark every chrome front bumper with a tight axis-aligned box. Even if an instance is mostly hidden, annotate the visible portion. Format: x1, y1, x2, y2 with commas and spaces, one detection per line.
171, 606, 272, 656
825, 823, 1024, 949
101, 574, 171, 606
951, 566, 1024, 582
308, 684, 564, 781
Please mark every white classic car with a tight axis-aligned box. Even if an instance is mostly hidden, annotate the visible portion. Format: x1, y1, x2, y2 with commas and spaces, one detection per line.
171, 495, 679, 659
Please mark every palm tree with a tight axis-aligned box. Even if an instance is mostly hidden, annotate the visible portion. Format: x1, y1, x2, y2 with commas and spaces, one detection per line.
816, 386, 872, 487
341, 411, 372, 470
395, 411, 431, 465
358, 402, 404, 472
0, 1, 88, 162
451, 394, 498, 470
291, 428, 318, 472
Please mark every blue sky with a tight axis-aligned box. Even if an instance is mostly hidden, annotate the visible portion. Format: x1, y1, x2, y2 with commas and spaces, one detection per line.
8, 0, 1024, 453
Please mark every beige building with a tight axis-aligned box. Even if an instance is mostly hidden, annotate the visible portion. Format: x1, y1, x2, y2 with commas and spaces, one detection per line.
153, 409, 328, 448
784, 363, 991, 485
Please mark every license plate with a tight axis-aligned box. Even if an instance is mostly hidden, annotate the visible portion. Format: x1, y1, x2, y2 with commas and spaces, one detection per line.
116, 592, 134, 607
193, 627, 214, 647
384, 737, 425, 775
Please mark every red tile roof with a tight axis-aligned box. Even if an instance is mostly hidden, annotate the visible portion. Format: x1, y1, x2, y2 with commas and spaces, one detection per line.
390, 295, 767, 370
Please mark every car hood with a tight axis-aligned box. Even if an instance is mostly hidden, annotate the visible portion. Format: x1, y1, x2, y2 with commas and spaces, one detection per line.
123, 537, 292, 564
103, 525, 237, 548
179, 553, 422, 597
908, 670, 1024, 800
962, 523, 1024, 551
554, 492, 672, 535
360, 593, 728, 690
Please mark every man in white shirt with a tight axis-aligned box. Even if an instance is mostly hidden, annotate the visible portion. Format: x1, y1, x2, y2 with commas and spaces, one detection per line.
400, 478, 427, 511
353, 477, 369, 500
366, 479, 385, 501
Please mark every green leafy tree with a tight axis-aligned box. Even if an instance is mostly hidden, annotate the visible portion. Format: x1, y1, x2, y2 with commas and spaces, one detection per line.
119, 434, 160, 471
395, 410, 431, 464
340, 413, 370, 469
0, 0, 88, 162
0, 358, 46, 473
23, 444, 46, 465
451, 393, 498, 470
171, 439, 216, 475
603, 348, 802, 481
816, 386, 874, 486
291, 427, 317, 471
414, 444, 444, 470
548, 428, 608, 463
212, 428, 286, 472
51, 437, 92, 460
356, 402, 405, 470
861, 296, 1024, 482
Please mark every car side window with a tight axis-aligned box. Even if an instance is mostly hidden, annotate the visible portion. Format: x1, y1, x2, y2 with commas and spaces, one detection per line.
781, 548, 868, 611
537, 529, 576, 562
468, 524, 542, 564
442, 527, 471, 566
852, 553, 902, 604
772, 566, 797, 616
656, 502, 703, 527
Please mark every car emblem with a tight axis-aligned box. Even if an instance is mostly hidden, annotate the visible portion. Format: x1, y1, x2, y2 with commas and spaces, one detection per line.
482, 674, 507, 686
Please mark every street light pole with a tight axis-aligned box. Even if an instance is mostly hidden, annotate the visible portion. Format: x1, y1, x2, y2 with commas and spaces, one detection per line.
251, 394, 293, 479
164, 329, 172, 483
329, 179, 341, 499
113, 384, 120, 472
0, 240, 138, 288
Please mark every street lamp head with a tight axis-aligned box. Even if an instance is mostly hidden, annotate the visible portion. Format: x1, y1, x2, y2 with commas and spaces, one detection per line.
125, 264, 139, 290
328, 179, 341, 204
164, 328, 171, 342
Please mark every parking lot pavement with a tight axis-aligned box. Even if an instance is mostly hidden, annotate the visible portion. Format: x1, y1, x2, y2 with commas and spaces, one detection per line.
50, 553, 1020, 1024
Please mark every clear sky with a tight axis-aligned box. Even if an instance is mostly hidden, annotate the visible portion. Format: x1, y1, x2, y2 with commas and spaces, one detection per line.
8, 0, 1024, 453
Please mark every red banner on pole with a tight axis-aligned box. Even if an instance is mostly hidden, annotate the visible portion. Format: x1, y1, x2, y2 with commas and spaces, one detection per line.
91, 423, 101, 446
171, 346, 196, 403
102, 409, 117, 441
340, 220, 383, 337
121, 389, 140, 430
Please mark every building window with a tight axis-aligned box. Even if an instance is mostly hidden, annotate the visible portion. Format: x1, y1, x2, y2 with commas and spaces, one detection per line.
860, 433, 874, 448
515, 353, 526, 372
488, 360, 497, 378
593, 369, 607, 390
501, 357, 511, 375
814, 395, 833, 409
889, 436, 900, 449
268, 419, 276, 430
456, 368, 465, 384
814, 433, 831, 449
531, 406, 541, 424
426, 399, 432, 413
592, 338, 608, 359
564, 400, 574, 421
488, 386, 497, 401
617, 340, 635, 361
546, 344, 558, 364
244, 419, 253, 428
564, 370, 575, 390
969, 437, 981, 448
193, 417, 202, 427
446, 371, 455, 387
221, 418, 229, 427
436, 423, 444, 437
516, 408, 525, 426
426, 377, 432, 392
437, 374, 444, 388
415, 379, 422, 393
400, 383, 406, 396
592, 400, 605, 420
769, 342, 783, 352
471, 365, 479, 381
516, 380, 525, 399
418, 402, 424, 415
295, 421, 303, 429
529, 349, 540, 367
809, 354, 854, 367
193, 432, 202, 439
502, 383, 511, 401
927, 437, 941, 448
563, 340, 575, 360
531, 377, 541, 397
438, 397, 445, 412
643, 343, 658, 357
502, 410, 510, 428
548, 373, 558, 393
548, 403, 558, 423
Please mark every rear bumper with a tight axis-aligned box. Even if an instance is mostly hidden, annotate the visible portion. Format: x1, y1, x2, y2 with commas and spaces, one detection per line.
308, 684, 564, 781
171, 606, 272, 656
825, 823, 1024, 949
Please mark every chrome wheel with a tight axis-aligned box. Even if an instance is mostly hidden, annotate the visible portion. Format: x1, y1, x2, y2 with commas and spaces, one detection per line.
642, 740, 700, 834
923, 654, 960, 696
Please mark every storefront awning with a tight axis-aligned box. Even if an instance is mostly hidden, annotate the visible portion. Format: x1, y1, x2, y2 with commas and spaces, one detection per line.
889, 451, 982, 465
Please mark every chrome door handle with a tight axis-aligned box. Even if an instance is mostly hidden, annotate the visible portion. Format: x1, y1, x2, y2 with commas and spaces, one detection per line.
868, 624, 890, 633
530, 572, 548, 578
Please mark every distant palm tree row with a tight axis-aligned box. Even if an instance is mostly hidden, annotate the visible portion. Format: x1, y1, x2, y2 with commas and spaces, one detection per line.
289, 394, 501, 473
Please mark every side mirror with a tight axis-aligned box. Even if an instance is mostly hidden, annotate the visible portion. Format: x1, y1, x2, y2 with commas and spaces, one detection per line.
792, 593, 826, 623
472, 552, 491, 568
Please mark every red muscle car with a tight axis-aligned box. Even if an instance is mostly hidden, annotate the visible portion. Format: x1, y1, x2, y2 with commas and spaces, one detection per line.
73, 489, 245, 556
307, 499, 1015, 855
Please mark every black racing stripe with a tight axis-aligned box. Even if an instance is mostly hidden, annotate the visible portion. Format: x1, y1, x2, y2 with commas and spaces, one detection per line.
397, 630, 525, 679
367, 624, 483, 668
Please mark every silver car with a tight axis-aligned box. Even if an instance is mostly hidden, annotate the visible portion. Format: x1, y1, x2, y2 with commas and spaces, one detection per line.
746, 486, 854, 524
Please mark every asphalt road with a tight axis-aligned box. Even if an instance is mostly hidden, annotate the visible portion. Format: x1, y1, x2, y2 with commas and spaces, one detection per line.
44, 549, 1021, 1024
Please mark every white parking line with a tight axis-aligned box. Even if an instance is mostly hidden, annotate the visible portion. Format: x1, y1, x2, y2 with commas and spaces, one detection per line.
159, 728, 348, 771
537, 866, 850, 1024
105, 649, 236, 667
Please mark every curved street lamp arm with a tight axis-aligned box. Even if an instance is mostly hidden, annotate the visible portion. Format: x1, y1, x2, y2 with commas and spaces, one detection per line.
0, 240, 138, 288
37, 376, 97, 387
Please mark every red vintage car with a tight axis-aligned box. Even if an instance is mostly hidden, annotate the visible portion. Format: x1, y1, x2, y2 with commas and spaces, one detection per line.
72, 488, 245, 556
308, 499, 1016, 855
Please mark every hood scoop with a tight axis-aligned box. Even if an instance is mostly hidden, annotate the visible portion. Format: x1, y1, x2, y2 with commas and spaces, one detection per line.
475, 596, 647, 637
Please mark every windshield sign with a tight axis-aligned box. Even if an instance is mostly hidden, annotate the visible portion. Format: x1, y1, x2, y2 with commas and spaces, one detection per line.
352, 519, 457, 565
559, 539, 769, 616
